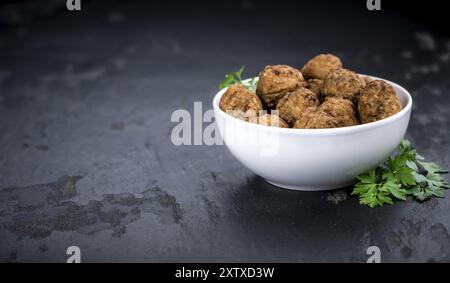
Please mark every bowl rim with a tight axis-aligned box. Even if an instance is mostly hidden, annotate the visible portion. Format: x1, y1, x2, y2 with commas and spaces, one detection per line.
212, 74, 413, 136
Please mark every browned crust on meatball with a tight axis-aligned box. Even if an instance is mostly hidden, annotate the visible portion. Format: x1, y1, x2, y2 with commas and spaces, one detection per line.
301, 54, 343, 80
362, 76, 373, 85
219, 84, 263, 120
357, 80, 402, 124
303, 78, 324, 96
319, 97, 359, 127
250, 114, 289, 128
256, 65, 304, 108
276, 87, 320, 125
293, 108, 339, 129
322, 68, 366, 101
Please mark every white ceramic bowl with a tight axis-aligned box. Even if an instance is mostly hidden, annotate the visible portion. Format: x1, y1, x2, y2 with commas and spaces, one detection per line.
213, 75, 412, 191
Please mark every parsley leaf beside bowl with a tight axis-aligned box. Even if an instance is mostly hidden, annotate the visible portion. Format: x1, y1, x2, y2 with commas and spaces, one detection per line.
352, 139, 449, 207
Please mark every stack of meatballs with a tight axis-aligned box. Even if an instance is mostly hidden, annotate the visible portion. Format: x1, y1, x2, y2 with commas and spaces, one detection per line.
219, 54, 402, 129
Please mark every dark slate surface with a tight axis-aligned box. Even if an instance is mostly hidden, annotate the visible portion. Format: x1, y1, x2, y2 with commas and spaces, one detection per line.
0, 1, 449, 262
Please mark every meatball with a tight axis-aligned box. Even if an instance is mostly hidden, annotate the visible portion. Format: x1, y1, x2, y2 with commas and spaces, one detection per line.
301, 54, 343, 80
357, 80, 402, 124
250, 114, 289, 128
319, 97, 359, 127
293, 108, 339, 129
362, 76, 373, 85
303, 78, 324, 95
219, 84, 263, 120
322, 68, 366, 101
256, 65, 304, 108
276, 87, 320, 125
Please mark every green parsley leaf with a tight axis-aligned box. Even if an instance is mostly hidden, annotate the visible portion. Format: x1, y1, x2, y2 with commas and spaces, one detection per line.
234, 66, 244, 81
396, 167, 416, 186
352, 139, 449, 207
219, 73, 238, 90
385, 154, 416, 186
382, 177, 407, 200
418, 161, 447, 174
412, 171, 428, 184
246, 77, 258, 91
218, 66, 257, 90
219, 66, 244, 90
405, 160, 418, 171
356, 169, 377, 184
352, 170, 404, 207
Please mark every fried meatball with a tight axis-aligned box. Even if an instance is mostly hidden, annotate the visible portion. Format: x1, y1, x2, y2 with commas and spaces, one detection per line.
250, 114, 289, 128
256, 65, 304, 108
276, 87, 320, 125
303, 78, 324, 95
357, 80, 402, 124
219, 84, 263, 120
319, 97, 359, 127
293, 108, 339, 129
301, 54, 343, 80
362, 76, 373, 85
322, 68, 366, 101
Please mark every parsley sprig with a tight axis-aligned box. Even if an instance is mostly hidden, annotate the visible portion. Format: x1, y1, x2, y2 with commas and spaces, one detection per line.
218, 66, 257, 91
352, 140, 449, 207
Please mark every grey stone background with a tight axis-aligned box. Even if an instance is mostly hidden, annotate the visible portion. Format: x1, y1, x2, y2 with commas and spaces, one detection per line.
0, 0, 449, 262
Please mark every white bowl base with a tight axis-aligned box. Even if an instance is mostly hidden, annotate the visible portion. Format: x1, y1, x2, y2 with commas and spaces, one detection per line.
264, 179, 356, 191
